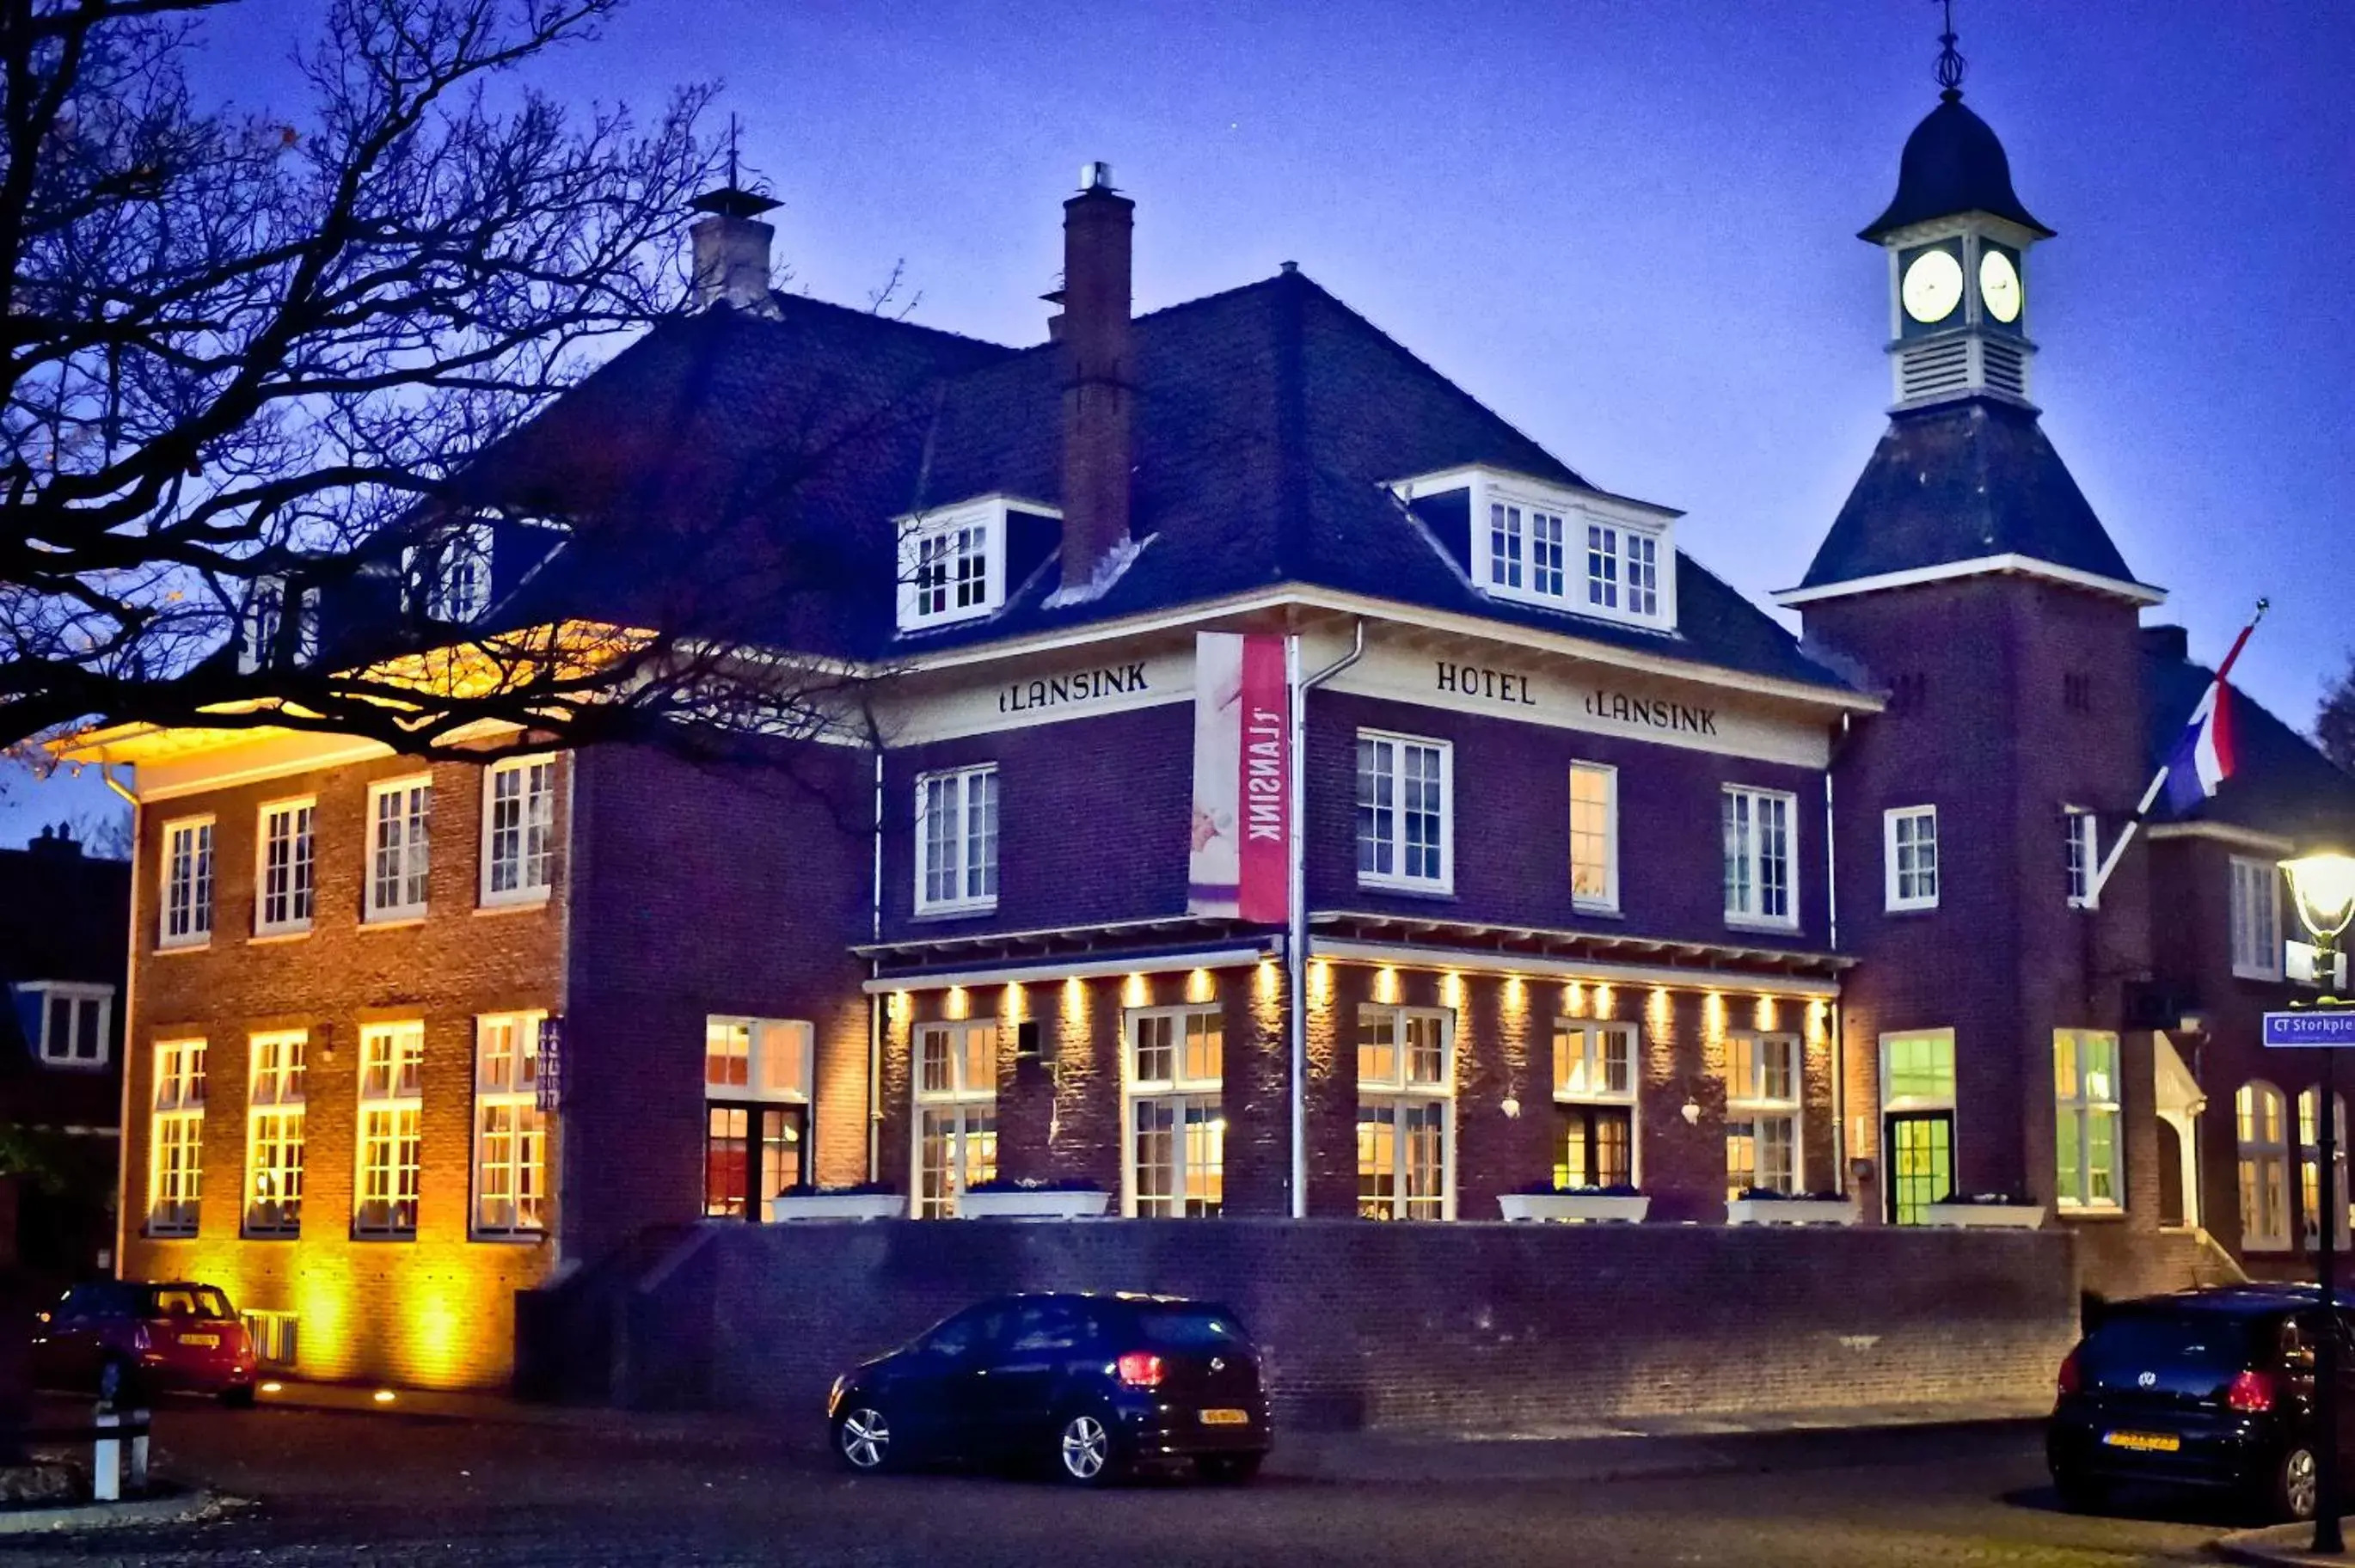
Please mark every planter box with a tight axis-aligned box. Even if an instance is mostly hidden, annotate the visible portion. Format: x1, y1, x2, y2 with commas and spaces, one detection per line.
1923, 1202, 2045, 1230
959, 1190, 1111, 1222
769, 1191, 905, 1223
1725, 1197, 1860, 1228
1497, 1192, 1651, 1225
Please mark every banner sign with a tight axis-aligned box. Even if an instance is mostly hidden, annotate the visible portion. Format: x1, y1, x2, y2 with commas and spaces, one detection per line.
2263, 1010, 2355, 1049
537, 1014, 564, 1111
1187, 632, 1290, 922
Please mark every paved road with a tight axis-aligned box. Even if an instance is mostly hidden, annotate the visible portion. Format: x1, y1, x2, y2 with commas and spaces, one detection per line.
0, 1404, 2254, 1565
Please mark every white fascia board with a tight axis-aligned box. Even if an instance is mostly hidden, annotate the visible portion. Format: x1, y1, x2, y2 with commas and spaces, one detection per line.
1773, 554, 2168, 609
1388, 463, 1683, 525
1310, 938, 1842, 1000
861, 945, 1275, 995
890, 493, 1061, 527
2146, 821, 2300, 856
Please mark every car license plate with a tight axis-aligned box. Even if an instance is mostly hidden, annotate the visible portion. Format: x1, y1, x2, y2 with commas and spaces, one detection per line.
2101, 1430, 2180, 1453
178, 1333, 218, 1348
1199, 1409, 1250, 1426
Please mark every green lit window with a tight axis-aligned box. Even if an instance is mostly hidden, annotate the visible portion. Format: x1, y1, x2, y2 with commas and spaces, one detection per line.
2055, 1030, 2121, 1210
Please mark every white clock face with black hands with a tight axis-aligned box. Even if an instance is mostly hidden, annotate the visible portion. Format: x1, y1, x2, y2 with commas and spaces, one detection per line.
1979, 248, 2023, 324
1901, 248, 1965, 324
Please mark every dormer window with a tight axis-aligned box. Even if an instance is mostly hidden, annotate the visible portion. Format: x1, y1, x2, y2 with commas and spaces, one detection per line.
405, 519, 494, 624
1395, 467, 1677, 633
237, 576, 320, 673
894, 496, 1060, 634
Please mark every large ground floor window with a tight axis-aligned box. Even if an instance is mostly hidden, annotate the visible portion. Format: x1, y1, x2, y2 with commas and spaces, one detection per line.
914, 1020, 997, 1217
1125, 1006, 1224, 1217
1725, 1032, 1800, 1198
705, 1103, 807, 1219
1358, 1005, 1453, 1220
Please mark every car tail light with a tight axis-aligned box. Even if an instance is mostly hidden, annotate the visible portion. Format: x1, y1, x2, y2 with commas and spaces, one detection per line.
1115, 1351, 1165, 1389
2056, 1348, 2081, 1397
2227, 1369, 2276, 1413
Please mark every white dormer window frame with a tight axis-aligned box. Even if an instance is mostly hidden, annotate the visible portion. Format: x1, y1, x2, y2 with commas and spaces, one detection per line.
1390, 467, 1677, 634
237, 576, 321, 674
404, 519, 494, 625
893, 496, 1048, 634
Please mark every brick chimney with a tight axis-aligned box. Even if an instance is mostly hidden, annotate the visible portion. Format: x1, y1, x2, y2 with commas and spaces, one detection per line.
1056, 162, 1135, 597
688, 185, 781, 314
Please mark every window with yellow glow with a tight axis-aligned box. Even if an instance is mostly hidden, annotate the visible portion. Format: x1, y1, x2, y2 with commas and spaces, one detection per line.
473, 1013, 545, 1237
355, 1023, 423, 1238
913, 1021, 997, 1217
1358, 1005, 1452, 1220
1125, 1007, 1223, 1217
243, 1031, 307, 1236
148, 1038, 206, 1236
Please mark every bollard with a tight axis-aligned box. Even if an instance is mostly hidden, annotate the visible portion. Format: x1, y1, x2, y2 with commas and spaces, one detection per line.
128, 1409, 149, 1493
92, 1410, 120, 1503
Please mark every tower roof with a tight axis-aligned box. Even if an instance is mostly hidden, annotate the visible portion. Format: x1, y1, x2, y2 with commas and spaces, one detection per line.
1861, 96, 2053, 242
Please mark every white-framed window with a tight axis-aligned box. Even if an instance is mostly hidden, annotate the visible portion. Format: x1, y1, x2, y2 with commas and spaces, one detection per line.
2299, 1087, 2351, 1251
895, 499, 1010, 632
1397, 469, 1676, 632
243, 1030, 307, 1237
147, 1037, 206, 1236
2230, 854, 2283, 980
237, 576, 320, 674
15, 981, 111, 1067
1356, 731, 1451, 892
242, 1309, 298, 1368
1357, 1005, 1454, 1221
1726, 1032, 1800, 1197
912, 1020, 997, 1217
472, 1012, 546, 1238
159, 816, 214, 948
1585, 522, 1619, 610
915, 765, 999, 915
481, 756, 557, 905
1552, 1021, 1636, 1189
354, 1022, 423, 1239
1723, 787, 1796, 929
1125, 1007, 1224, 1217
365, 776, 432, 922
1883, 805, 1939, 911
1487, 502, 1567, 599
2055, 1028, 2122, 1211
408, 519, 494, 624
1624, 531, 1659, 618
255, 799, 315, 935
1569, 763, 1618, 912
703, 1017, 814, 1219
2238, 1079, 2291, 1250
2064, 807, 2099, 909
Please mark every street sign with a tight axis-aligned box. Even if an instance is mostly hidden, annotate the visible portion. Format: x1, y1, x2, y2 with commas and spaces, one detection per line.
537, 1014, 563, 1111
2264, 1010, 2355, 1048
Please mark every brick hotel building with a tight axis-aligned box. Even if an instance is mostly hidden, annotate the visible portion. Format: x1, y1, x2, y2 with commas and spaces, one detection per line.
70, 76, 2355, 1388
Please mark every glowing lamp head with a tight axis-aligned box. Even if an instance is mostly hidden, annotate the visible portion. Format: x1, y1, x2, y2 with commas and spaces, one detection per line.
2283, 852, 2355, 944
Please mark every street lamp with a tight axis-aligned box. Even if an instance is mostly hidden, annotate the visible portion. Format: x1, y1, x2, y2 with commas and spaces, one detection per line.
2283, 848, 2355, 1553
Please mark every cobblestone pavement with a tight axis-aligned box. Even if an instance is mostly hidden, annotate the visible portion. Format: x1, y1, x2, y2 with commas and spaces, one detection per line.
0, 1405, 2248, 1566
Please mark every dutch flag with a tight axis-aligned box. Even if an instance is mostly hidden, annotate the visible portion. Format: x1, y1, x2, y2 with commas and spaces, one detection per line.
2162, 616, 2259, 813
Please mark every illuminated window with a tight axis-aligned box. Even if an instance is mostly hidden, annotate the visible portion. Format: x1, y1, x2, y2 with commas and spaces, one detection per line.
242, 1309, 299, 1367
2298, 1088, 2349, 1252
2237, 1080, 2290, 1250
2230, 856, 2283, 980
1356, 732, 1450, 892
16, 981, 111, 1067
148, 1038, 206, 1236
702, 1017, 813, 1220
912, 1021, 997, 1217
2064, 808, 2098, 909
1358, 1005, 1453, 1220
243, 1031, 307, 1236
1125, 1007, 1224, 1217
1725, 1032, 1800, 1198
1723, 787, 1796, 929
256, 799, 315, 935
1553, 1022, 1635, 1189
1880, 1030, 1957, 1226
1883, 805, 1939, 911
473, 1013, 546, 1237
365, 777, 432, 921
1569, 763, 1618, 912
160, 817, 213, 948
355, 1023, 423, 1239
915, 765, 998, 915
2056, 1029, 2123, 1211
481, 756, 558, 904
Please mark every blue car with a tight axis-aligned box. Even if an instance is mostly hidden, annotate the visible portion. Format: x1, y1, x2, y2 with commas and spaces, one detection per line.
827, 1292, 1271, 1485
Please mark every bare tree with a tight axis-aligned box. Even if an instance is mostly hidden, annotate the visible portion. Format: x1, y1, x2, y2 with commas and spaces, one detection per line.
2321, 652, 2355, 778
2, 0, 866, 766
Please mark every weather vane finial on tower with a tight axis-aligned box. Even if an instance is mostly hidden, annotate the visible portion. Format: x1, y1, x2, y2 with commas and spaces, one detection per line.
1934, 0, 1967, 102
726, 113, 742, 190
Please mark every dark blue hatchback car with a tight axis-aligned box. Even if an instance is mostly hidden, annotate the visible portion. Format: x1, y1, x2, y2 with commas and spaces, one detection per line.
827, 1292, 1271, 1485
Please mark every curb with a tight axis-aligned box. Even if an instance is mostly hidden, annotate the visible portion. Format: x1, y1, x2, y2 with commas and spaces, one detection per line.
0, 1491, 242, 1535
2211, 1521, 2355, 1567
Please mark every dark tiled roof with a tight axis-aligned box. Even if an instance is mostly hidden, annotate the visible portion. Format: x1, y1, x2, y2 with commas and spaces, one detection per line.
0, 846, 128, 989
1861, 95, 2053, 242
1798, 397, 2146, 594
2143, 628, 2355, 845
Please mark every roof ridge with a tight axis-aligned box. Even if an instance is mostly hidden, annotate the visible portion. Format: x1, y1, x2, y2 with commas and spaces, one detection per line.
757, 291, 1016, 357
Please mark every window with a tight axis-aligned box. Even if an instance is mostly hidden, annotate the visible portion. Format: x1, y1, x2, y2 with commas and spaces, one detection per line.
1626, 533, 1659, 617
354, 1023, 423, 1239
1552, 1022, 1635, 1189
895, 501, 1009, 631
1487, 503, 1567, 599
1585, 523, 1619, 609
2055, 1028, 2123, 1211
2299, 1088, 2350, 1251
1356, 732, 1451, 892
255, 799, 315, 935
2064, 671, 2092, 714
243, 1031, 307, 1236
913, 1021, 997, 1217
237, 577, 319, 673
2064, 808, 2098, 910
1357, 1006, 1453, 1220
2230, 855, 2282, 980
1568, 763, 1618, 912
242, 1310, 299, 1367
1884, 805, 1939, 911
1880, 1030, 1957, 1225
703, 1017, 813, 1219
2238, 1081, 2291, 1250
1125, 1007, 1224, 1217
148, 1038, 206, 1236
160, 817, 214, 948
408, 520, 494, 623
366, 777, 432, 921
1723, 787, 1796, 928
1726, 1032, 1800, 1198
473, 1013, 546, 1237
481, 756, 557, 905
16, 981, 111, 1067
916, 765, 999, 915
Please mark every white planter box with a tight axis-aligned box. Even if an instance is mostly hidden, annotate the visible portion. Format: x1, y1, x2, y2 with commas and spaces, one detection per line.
959, 1190, 1111, 1222
1923, 1202, 2045, 1229
1497, 1192, 1651, 1224
1725, 1197, 1861, 1228
768, 1191, 905, 1222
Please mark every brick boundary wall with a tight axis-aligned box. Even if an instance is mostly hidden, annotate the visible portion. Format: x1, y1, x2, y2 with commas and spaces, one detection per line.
576, 1220, 2079, 1432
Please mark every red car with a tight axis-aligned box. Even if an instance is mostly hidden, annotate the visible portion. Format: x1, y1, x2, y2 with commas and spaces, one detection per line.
33, 1282, 260, 1406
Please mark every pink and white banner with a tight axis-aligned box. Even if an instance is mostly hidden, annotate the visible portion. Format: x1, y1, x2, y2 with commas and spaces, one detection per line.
1187, 632, 1290, 922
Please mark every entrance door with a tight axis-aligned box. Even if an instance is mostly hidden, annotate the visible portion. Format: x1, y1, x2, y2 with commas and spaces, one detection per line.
1886, 1112, 1954, 1225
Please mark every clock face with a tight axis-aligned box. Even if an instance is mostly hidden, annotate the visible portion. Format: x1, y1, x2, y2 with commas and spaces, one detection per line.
1901, 248, 1965, 324
1979, 248, 2023, 324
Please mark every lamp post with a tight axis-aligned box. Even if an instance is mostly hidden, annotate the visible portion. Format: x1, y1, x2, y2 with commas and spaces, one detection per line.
2283, 850, 2355, 1554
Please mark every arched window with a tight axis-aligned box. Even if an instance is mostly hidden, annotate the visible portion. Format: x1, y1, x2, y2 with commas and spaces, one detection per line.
2298, 1088, 2350, 1250
2238, 1081, 2291, 1251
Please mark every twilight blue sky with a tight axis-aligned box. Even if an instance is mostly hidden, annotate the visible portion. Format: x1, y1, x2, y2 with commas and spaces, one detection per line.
13, 0, 2352, 843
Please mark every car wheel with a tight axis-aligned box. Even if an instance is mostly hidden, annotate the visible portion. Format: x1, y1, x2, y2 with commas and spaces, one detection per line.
834, 1404, 894, 1473
2272, 1444, 2321, 1522
218, 1383, 257, 1410
2049, 1465, 2107, 1513
1054, 1411, 1119, 1487
1194, 1453, 1263, 1486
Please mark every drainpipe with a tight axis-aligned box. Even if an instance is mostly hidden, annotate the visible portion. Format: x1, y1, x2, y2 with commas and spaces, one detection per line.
1825, 743, 1843, 1193
868, 744, 886, 1182
1287, 618, 1365, 1219
102, 763, 138, 1277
